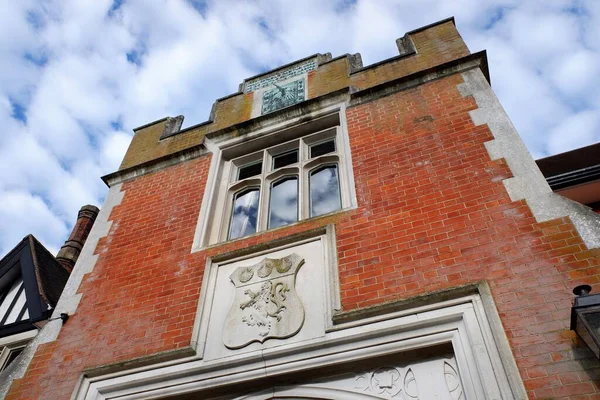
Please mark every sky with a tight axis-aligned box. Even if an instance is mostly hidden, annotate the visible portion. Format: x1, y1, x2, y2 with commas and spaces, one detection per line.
0, 0, 599, 258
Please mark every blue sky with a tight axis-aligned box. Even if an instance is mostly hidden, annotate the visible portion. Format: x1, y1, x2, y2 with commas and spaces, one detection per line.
0, 0, 599, 257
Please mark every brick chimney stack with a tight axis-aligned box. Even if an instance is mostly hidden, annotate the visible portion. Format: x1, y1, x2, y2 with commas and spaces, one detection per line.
56, 205, 99, 272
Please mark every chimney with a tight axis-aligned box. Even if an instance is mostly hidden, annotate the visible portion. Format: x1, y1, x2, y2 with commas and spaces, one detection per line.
56, 205, 100, 272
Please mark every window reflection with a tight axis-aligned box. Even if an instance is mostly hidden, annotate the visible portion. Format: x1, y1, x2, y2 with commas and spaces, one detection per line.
310, 166, 341, 217
269, 177, 298, 229
229, 189, 260, 240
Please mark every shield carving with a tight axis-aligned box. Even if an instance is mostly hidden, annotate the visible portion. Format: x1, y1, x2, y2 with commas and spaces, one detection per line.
222, 253, 305, 349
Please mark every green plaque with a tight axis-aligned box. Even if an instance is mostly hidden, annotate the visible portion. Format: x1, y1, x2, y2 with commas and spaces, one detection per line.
261, 78, 305, 115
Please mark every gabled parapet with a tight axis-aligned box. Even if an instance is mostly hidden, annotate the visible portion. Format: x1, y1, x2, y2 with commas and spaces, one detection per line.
117, 17, 470, 172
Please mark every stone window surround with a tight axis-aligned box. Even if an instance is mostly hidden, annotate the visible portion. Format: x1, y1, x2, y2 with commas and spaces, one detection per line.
192, 103, 358, 251
224, 128, 346, 241
72, 278, 526, 399
0, 329, 36, 373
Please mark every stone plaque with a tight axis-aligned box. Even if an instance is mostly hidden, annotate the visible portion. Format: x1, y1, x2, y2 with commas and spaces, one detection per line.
244, 59, 316, 92
261, 78, 306, 115
222, 254, 305, 349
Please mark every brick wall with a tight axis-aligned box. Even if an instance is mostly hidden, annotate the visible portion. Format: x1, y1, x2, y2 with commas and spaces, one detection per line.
9, 68, 600, 399
341, 75, 600, 399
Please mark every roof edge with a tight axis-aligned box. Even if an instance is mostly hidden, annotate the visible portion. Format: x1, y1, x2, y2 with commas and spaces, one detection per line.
406, 16, 456, 35
0, 236, 30, 268
132, 116, 169, 132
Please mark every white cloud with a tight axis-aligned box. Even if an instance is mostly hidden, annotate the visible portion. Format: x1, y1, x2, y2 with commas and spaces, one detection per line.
582, 0, 600, 52
350, 1, 404, 62
0, 0, 598, 257
550, 49, 600, 99
101, 131, 132, 172
547, 110, 600, 154
0, 191, 68, 256
0, 0, 41, 104
498, 11, 579, 65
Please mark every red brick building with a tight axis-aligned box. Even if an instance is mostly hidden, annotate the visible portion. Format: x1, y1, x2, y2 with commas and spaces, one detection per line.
3, 18, 600, 399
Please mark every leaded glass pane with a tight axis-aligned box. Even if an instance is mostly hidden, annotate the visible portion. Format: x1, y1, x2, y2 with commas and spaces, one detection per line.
272, 150, 298, 170
310, 166, 341, 217
238, 162, 262, 180
268, 177, 298, 229
310, 140, 335, 158
229, 189, 260, 240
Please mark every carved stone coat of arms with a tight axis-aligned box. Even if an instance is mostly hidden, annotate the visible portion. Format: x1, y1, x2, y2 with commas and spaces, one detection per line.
222, 253, 305, 349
